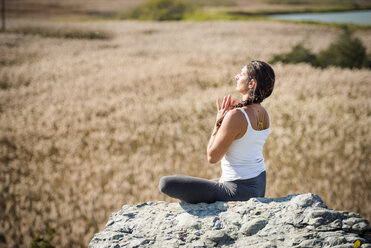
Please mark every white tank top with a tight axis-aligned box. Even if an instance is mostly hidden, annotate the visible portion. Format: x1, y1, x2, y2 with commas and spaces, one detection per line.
220, 108, 270, 182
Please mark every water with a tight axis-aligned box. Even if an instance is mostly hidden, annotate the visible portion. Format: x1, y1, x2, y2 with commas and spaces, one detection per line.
268, 10, 371, 26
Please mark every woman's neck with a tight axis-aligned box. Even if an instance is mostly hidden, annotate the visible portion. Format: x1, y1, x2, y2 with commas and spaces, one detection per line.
242, 95, 260, 103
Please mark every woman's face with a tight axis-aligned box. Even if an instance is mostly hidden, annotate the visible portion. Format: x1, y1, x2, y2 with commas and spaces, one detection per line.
235, 65, 249, 94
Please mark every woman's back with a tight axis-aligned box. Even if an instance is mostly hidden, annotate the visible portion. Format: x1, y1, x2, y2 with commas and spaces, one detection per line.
236, 105, 270, 135
221, 107, 270, 182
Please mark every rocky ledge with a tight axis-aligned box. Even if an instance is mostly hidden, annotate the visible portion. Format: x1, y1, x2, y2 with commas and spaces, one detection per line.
89, 193, 371, 247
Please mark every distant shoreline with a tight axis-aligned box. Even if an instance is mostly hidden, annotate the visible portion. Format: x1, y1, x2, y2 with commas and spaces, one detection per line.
4, 1, 371, 29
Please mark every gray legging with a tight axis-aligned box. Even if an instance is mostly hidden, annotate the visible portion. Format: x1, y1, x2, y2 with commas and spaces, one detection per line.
158, 171, 266, 204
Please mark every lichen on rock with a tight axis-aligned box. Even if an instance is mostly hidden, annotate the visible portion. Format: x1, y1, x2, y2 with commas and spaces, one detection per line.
89, 193, 371, 247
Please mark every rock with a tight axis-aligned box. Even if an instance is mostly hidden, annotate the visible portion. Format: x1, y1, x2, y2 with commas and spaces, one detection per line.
89, 193, 371, 248
176, 213, 200, 230
240, 218, 268, 235
202, 229, 232, 246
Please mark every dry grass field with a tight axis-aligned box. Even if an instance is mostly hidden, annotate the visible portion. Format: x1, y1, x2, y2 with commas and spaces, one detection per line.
1, 18, 371, 247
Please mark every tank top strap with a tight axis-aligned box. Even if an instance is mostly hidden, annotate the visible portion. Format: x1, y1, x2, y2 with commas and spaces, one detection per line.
237, 108, 251, 126
238, 107, 271, 129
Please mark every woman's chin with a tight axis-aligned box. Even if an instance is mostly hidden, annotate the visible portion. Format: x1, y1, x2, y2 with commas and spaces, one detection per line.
236, 88, 248, 95
235, 87, 243, 94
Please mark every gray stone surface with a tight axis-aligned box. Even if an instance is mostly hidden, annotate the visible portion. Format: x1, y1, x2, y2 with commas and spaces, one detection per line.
89, 193, 371, 247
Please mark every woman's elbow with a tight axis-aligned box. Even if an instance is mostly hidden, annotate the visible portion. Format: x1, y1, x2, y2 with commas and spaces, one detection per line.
207, 146, 224, 163
207, 156, 216, 164
207, 153, 220, 164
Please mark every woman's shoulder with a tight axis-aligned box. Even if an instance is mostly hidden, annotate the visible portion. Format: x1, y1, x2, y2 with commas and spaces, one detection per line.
224, 108, 248, 124
227, 108, 245, 117
222, 108, 248, 138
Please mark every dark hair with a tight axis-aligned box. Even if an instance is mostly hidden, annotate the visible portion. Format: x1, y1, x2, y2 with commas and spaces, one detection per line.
233, 60, 275, 108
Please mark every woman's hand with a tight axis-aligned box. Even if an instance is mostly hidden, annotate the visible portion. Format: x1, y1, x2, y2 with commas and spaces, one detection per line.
215, 95, 237, 129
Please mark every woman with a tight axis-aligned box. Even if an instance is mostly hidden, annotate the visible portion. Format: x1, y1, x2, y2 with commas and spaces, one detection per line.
158, 60, 275, 204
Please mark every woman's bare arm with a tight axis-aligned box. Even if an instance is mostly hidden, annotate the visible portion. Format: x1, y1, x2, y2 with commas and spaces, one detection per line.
207, 105, 243, 163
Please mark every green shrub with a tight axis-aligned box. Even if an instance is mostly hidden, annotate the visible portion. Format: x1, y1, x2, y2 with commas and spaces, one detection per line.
270, 28, 371, 69
31, 228, 56, 248
186, 0, 235, 7
317, 29, 369, 69
120, 0, 195, 21
270, 43, 318, 66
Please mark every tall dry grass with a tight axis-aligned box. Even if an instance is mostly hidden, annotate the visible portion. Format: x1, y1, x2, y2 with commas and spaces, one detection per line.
0, 19, 370, 247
